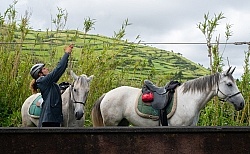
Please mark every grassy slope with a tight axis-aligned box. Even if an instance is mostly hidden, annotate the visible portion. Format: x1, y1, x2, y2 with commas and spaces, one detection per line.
21, 29, 209, 81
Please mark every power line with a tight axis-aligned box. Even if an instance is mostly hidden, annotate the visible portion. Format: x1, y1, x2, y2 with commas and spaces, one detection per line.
138, 42, 250, 45
0, 42, 51, 44
0, 41, 249, 45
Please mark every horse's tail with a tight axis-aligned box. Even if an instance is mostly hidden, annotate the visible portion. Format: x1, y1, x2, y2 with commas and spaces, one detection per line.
91, 93, 106, 127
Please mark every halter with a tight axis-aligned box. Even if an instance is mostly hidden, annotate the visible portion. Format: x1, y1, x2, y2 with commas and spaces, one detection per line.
216, 81, 241, 102
66, 81, 85, 127
69, 82, 85, 105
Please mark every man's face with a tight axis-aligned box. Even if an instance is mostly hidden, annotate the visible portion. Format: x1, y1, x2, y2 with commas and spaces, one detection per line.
41, 67, 49, 75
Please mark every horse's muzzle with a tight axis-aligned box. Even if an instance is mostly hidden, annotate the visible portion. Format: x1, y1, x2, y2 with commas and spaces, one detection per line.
235, 101, 245, 111
75, 111, 84, 120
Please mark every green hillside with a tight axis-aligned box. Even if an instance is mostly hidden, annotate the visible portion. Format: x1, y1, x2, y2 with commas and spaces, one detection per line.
19, 29, 209, 82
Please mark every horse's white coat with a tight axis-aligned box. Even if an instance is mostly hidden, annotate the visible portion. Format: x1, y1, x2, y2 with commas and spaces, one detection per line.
96, 67, 245, 126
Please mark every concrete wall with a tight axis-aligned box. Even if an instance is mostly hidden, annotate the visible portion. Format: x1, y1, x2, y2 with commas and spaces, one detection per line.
0, 127, 249, 154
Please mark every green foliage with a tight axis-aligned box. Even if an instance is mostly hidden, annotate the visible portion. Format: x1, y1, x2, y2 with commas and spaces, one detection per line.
52, 7, 68, 32
236, 50, 250, 125
197, 12, 250, 126
83, 17, 96, 34
197, 12, 225, 44
197, 12, 227, 73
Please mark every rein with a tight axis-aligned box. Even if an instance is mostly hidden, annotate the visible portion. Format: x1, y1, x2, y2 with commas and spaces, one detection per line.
216, 81, 241, 102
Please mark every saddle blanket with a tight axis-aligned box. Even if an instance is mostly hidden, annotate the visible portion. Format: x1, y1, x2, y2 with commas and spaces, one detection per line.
28, 94, 42, 118
135, 93, 176, 120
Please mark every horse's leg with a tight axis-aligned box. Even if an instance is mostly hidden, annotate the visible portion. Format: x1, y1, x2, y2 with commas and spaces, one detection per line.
21, 116, 30, 127
190, 113, 200, 126
100, 99, 124, 126
100, 106, 122, 126
21, 113, 28, 127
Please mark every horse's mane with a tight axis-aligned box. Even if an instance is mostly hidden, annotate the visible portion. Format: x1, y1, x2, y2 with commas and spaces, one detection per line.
182, 73, 221, 93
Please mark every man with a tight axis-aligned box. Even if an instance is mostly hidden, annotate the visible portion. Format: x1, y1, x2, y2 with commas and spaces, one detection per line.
29, 44, 73, 127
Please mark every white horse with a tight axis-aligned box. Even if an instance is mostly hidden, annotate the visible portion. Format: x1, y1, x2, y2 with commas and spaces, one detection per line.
21, 71, 93, 127
91, 67, 245, 126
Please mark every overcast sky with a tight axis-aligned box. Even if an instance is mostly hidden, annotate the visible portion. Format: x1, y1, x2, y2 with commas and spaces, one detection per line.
1, 0, 249, 79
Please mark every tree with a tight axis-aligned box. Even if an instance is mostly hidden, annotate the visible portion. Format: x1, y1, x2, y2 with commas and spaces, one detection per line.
197, 12, 232, 74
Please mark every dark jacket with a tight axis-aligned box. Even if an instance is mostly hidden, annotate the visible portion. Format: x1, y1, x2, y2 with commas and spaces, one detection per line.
37, 53, 70, 127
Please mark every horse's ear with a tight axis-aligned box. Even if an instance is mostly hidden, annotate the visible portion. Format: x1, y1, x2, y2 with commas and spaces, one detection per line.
70, 70, 78, 80
87, 75, 94, 82
230, 67, 236, 75
225, 66, 232, 75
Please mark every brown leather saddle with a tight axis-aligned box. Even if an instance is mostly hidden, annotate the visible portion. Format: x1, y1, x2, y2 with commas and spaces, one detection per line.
142, 80, 180, 126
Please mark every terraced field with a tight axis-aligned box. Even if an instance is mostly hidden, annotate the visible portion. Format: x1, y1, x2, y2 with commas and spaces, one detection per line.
17, 29, 209, 82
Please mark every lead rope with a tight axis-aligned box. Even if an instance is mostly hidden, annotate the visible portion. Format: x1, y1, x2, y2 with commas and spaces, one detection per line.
67, 86, 71, 127
67, 44, 74, 127
69, 43, 73, 75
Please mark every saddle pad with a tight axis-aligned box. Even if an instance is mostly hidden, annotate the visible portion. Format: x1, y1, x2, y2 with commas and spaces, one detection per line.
136, 93, 174, 120
28, 94, 42, 117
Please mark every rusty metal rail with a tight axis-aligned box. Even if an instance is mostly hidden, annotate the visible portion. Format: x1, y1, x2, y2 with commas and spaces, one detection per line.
0, 127, 249, 154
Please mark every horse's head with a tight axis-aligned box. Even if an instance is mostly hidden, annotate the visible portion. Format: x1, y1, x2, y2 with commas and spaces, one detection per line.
70, 70, 94, 120
217, 67, 245, 111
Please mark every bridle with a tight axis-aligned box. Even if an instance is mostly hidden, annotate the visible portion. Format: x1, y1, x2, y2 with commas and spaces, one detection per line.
66, 80, 85, 126
69, 81, 86, 105
216, 81, 241, 102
